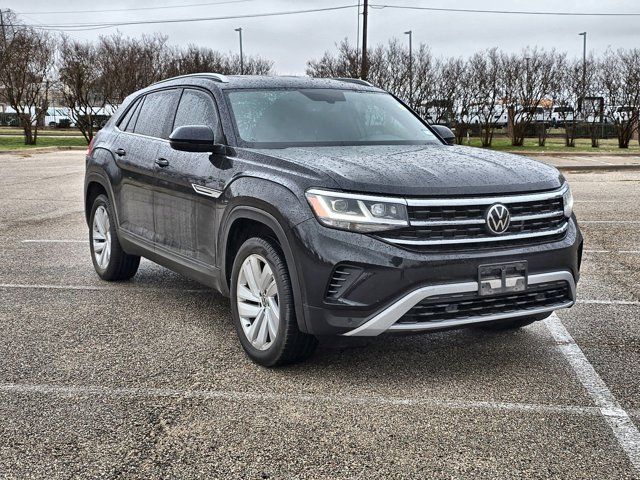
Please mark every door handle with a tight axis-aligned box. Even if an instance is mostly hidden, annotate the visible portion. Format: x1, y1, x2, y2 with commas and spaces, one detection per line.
115, 148, 126, 157
155, 158, 170, 168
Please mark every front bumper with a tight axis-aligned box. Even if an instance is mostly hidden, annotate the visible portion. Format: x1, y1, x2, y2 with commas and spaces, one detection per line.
289, 217, 582, 336
343, 270, 575, 336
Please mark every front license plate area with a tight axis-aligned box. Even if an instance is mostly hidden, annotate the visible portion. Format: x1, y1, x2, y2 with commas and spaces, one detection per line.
478, 261, 528, 296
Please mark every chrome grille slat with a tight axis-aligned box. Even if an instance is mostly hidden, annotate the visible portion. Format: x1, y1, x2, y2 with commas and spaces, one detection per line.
380, 187, 568, 248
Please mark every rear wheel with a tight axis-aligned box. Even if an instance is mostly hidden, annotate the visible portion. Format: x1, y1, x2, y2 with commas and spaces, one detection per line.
230, 237, 317, 367
478, 312, 552, 331
89, 194, 140, 281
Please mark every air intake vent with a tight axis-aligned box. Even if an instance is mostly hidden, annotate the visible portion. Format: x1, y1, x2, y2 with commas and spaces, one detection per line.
325, 264, 363, 300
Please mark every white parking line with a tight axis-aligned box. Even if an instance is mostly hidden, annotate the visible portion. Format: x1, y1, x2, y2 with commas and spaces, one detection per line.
0, 283, 637, 306
578, 299, 640, 306
545, 314, 640, 472
0, 283, 210, 293
21, 239, 88, 243
584, 250, 640, 254
581, 221, 640, 224
0, 381, 599, 416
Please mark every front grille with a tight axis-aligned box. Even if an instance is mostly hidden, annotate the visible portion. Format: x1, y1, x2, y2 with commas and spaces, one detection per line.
379, 187, 568, 250
396, 281, 571, 325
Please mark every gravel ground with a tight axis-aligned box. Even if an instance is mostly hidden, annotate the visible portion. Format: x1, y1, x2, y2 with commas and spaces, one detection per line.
0, 151, 639, 479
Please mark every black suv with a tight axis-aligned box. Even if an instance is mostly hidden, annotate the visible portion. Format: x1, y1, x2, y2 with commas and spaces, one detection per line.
85, 74, 582, 366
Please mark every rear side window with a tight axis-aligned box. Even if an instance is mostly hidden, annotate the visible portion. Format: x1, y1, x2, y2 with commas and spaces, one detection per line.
134, 89, 180, 139
118, 97, 142, 133
173, 89, 219, 132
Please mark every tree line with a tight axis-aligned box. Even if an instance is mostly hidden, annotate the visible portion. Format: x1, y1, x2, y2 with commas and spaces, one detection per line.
308, 39, 640, 148
1, 8, 639, 148
0, 10, 272, 144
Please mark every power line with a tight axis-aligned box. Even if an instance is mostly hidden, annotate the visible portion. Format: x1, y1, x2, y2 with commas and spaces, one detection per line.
370, 4, 640, 16
17, 0, 258, 16
26, 4, 359, 32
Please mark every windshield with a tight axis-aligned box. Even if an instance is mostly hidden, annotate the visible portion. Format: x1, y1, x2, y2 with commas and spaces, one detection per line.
225, 88, 439, 148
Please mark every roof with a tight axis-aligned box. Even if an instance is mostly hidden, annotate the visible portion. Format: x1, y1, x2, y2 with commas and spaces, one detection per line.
153, 73, 382, 92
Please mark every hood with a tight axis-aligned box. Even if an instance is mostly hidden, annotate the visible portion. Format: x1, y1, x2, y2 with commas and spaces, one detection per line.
248, 144, 564, 196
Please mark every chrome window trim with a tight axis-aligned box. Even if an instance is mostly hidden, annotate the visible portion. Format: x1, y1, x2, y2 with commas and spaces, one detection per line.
380, 222, 568, 246
342, 270, 575, 337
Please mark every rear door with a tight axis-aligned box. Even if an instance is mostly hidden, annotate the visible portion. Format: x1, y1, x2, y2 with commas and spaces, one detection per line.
153, 87, 223, 266
112, 89, 181, 245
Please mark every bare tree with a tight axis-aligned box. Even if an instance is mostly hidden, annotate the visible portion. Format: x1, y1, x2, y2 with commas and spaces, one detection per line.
0, 10, 55, 145
467, 48, 505, 147
598, 49, 640, 148
58, 37, 111, 143
165, 44, 273, 77
306, 39, 361, 79
503, 48, 563, 147
98, 32, 170, 107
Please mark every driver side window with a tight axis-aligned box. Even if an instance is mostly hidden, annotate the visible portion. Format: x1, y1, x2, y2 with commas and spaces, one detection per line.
173, 89, 220, 134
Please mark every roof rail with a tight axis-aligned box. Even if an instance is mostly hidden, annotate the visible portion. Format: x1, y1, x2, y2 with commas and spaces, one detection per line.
153, 73, 230, 85
333, 77, 374, 87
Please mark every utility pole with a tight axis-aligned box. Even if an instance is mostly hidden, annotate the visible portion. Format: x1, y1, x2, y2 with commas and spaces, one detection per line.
579, 32, 587, 118
361, 0, 368, 80
0, 9, 6, 48
235, 27, 244, 75
404, 30, 412, 108
356, 0, 361, 62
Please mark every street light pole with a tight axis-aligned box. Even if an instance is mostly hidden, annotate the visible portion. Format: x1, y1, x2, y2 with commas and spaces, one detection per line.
235, 27, 244, 75
404, 30, 412, 109
579, 32, 587, 117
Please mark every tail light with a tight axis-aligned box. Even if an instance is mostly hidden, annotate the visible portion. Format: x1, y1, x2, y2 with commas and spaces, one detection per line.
87, 137, 95, 156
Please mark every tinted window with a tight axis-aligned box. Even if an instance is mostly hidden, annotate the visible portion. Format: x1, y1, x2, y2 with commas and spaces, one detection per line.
134, 89, 180, 139
173, 89, 219, 132
118, 97, 141, 132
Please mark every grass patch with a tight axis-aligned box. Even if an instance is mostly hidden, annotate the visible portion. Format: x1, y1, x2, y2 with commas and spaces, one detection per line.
0, 136, 88, 150
464, 137, 640, 153
0, 127, 84, 137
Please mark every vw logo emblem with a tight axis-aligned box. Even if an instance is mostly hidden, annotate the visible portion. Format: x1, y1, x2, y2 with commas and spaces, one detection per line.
485, 204, 511, 235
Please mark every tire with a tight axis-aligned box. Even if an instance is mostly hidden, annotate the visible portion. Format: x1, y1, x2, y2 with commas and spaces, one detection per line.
230, 237, 318, 367
89, 194, 140, 281
478, 312, 552, 331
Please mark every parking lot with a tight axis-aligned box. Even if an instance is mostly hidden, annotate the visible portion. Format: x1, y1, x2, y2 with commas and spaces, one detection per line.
1, 150, 639, 479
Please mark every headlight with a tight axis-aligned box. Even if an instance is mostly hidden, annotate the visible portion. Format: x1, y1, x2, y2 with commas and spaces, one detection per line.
562, 183, 573, 218
305, 189, 408, 232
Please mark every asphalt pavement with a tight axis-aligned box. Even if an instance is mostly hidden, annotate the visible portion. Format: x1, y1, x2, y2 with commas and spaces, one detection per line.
0, 150, 639, 479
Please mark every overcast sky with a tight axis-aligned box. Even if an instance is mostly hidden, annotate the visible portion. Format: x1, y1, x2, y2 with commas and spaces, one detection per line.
4, 0, 639, 74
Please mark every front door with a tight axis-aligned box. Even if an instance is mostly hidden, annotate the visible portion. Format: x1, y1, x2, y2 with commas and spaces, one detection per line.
153, 88, 224, 266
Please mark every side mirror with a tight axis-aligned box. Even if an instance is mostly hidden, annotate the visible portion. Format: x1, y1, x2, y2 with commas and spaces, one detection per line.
169, 125, 225, 153
432, 125, 456, 145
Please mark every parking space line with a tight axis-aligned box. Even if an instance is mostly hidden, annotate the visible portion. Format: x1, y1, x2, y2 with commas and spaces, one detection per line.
581, 221, 640, 224
545, 314, 640, 472
0, 381, 600, 416
21, 240, 88, 243
0, 283, 637, 305
578, 299, 640, 306
0, 283, 210, 293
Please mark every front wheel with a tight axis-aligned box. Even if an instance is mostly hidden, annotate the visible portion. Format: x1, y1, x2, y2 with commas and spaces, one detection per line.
89, 194, 140, 281
230, 237, 317, 367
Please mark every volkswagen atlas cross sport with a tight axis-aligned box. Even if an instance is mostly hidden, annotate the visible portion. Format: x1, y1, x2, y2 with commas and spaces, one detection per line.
84, 74, 582, 366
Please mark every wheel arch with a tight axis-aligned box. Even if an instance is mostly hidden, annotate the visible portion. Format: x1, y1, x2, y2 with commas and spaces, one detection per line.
220, 206, 310, 333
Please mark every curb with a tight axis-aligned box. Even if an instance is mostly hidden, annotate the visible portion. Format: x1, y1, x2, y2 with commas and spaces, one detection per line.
0, 146, 86, 156
554, 164, 640, 172
512, 151, 640, 157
